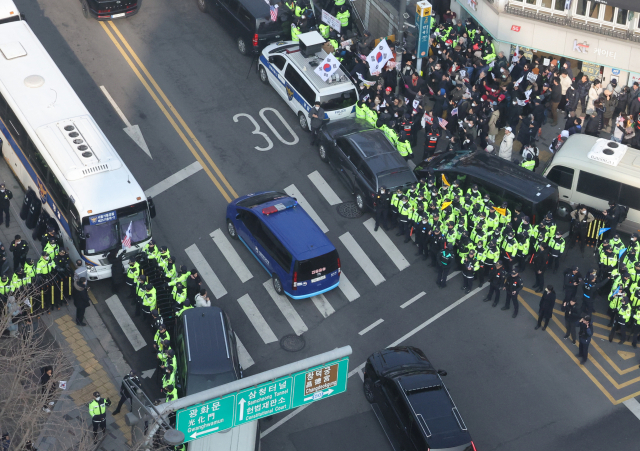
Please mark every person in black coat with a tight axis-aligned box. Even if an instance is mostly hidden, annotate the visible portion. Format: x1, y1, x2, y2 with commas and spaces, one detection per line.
186, 270, 202, 302
483, 260, 506, 306
73, 277, 90, 326
535, 285, 556, 331
308, 102, 325, 145
531, 243, 548, 293
577, 315, 593, 364
107, 249, 125, 294
563, 298, 580, 344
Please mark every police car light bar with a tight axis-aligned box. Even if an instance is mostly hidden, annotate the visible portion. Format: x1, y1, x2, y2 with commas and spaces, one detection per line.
262, 200, 297, 215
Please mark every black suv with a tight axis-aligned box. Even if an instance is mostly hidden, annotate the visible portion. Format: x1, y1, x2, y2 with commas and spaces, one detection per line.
81, 0, 139, 20
317, 119, 417, 211
196, 0, 291, 55
363, 347, 476, 451
175, 307, 242, 397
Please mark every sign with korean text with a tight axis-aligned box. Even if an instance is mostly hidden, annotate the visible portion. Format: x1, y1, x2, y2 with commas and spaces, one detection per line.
321, 9, 341, 32
415, 13, 432, 58
89, 210, 117, 225
176, 394, 235, 442
235, 377, 292, 425
291, 357, 349, 407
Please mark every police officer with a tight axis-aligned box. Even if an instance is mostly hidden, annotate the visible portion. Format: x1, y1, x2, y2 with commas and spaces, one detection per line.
609, 296, 632, 344
414, 216, 431, 260
429, 228, 445, 267
547, 231, 565, 273
395, 197, 413, 243
40, 226, 61, 249
165, 384, 178, 403
9, 235, 28, 272
562, 266, 582, 304
483, 260, 506, 307
577, 316, 593, 364
374, 187, 390, 231
436, 245, 454, 288
562, 298, 580, 344
501, 268, 523, 318
112, 371, 141, 415
532, 243, 548, 293
88, 391, 111, 443
461, 251, 478, 294
580, 273, 608, 315
125, 257, 140, 298
0, 182, 13, 227
535, 285, 556, 331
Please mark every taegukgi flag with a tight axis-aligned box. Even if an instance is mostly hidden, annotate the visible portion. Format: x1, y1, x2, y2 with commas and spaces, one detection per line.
314, 53, 341, 82
367, 39, 392, 75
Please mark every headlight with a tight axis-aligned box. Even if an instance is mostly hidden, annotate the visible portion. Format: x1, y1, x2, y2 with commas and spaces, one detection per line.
88, 266, 97, 272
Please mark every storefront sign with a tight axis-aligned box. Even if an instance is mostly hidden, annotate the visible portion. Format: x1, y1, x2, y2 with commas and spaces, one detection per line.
511, 25, 521, 32
628, 72, 640, 87
612, 69, 620, 75
572, 39, 589, 54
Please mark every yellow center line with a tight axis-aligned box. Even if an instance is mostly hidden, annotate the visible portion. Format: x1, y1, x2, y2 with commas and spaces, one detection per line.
99, 22, 233, 203
107, 22, 238, 200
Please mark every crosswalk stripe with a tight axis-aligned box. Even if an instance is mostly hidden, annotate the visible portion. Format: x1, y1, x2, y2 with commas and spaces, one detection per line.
185, 244, 227, 299
284, 184, 329, 233
339, 232, 386, 286
104, 295, 147, 351
307, 170, 343, 205
234, 333, 255, 369
237, 294, 278, 344
363, 218, 410, 271
310, 294, 335, 318
447, 271, 460, 281
338, 271, 360, 302
263, 280, 308, 335
210, 228, 253, 283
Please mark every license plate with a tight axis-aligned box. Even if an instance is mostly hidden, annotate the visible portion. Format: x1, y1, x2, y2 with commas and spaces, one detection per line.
112, 13, 125, 18
310, 275, 326, 283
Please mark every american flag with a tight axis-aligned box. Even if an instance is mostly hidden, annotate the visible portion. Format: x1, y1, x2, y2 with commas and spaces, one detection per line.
122, 221, 133, 249
270, 4, 278, 21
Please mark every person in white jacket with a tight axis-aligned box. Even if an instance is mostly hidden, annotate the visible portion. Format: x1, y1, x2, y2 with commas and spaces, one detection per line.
498, 127, 514, 161
586, 80, 602, 114
194, 289, 211, 308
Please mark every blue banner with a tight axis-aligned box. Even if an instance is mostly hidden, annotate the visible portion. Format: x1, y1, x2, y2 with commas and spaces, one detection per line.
89, 210, 117, 225
598, 227, 610, 236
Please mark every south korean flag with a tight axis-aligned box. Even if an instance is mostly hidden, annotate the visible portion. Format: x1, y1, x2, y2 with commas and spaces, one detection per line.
315, 53, 341, 82
367, 39, 393, 75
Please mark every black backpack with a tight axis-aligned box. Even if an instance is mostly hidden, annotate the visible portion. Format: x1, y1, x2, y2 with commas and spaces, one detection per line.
617, 204, 629, 224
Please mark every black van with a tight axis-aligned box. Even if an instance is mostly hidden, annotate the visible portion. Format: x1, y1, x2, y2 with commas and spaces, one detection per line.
196, 0, 291, 55
175, 307, 242, 397
414, 151, 559, 224
81, 0, 139, 20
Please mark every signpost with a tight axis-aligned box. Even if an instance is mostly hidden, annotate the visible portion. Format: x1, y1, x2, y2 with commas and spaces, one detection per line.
175, 357, 349, 444
415, 0, 432, 73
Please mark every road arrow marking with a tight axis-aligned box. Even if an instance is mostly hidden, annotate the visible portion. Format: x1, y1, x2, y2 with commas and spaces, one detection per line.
303, 388, 334, 402
141, 368, 155, 379
190, 427, 219, 439
100, 85, 152, 159
238, 398, 246, 421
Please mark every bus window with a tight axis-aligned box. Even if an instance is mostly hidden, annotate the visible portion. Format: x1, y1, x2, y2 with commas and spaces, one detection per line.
117, 203, 151, 245
546, 165, 574, 190
576, 170, 621, 202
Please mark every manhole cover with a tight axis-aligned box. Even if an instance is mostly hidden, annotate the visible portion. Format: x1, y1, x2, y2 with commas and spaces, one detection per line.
280, 334, 305, 352
337, 201, 363, 218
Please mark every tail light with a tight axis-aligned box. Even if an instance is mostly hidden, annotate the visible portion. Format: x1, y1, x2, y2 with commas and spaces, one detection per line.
98, 9, 110, 13
471, 441, 477, 451
253, 34, 259, 47
292, 271, 298, 291
337, 257, 341, 274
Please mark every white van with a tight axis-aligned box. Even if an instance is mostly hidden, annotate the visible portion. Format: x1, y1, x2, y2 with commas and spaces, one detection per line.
543, 135, 640, 233
258, 35, 358, 130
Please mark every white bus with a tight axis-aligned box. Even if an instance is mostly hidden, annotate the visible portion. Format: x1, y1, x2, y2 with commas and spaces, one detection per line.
0, 10, 155, 280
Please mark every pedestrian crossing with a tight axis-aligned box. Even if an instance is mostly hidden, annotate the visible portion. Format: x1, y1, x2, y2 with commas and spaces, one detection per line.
182, 170, 463, 365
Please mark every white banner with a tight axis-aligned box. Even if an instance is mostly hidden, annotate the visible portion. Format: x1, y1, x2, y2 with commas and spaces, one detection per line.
314, 53, 341, 82
321, 9, 341, 32
526, 72, 537, 83
367, 39, 393, 75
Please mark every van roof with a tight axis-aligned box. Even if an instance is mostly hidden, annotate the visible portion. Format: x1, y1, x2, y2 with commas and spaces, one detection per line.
182, 308, 232, 376
237, 0, 270, 19
248, 193, 335, 259
432, 151, 557, 202
551, 134, 640, 179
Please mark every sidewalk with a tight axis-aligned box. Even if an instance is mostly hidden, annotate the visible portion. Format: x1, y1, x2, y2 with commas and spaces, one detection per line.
0, 157, 134, 451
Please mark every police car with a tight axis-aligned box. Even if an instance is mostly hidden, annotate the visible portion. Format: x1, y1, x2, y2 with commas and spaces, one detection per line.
258, 32, 358, 130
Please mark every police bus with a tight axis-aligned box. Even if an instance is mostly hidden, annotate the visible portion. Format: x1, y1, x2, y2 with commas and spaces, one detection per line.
0, 8, 155, 280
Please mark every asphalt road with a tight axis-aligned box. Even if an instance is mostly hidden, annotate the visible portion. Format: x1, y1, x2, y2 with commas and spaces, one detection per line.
18, 1, 640, 450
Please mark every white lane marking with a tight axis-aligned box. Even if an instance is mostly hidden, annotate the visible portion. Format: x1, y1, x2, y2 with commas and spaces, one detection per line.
210, 229, 253, 283
338, 272, 360, 302
259, 108, 299, 145
357, 368, 365, 382
144, 161, 203, 198
339, 232, 385, 286
310, 294, 335, 318
104, 295, 146, 351
363, 218, 410, 271
307, 170, 343, 205
184, 244, 227, 300
100, 86, 132, 126
447, 271, 461, 281
234, 333, 255, 370
400, 291, 426, 309
263, 280, 308, 335
284, 184, 329, 233
623, 398, 640, 422
237, 294, 278, 344
359, 318, 384, 335
100, 85, 151, 159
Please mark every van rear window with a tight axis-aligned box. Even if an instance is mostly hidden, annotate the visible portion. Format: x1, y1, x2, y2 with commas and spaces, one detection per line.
320, 89, 357, 111
295, 249, 339, 281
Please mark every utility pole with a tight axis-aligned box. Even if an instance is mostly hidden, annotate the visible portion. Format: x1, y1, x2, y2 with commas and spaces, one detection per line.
395, 0, 407, 95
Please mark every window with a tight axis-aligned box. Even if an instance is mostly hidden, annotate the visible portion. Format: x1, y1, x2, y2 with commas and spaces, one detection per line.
358, 162, 376, 188
237, 5, 253, 30
409, 419, 428, 450
546, 165, 574, 190
270, 55, 286, 71
575, 0, 587, 15
238, 209, 261, 236
573, 0, 628, 26
576, 170, 620, 202
239, 209, 292, 270
284, 65, 316, 106
337, 138, 364, 167
618, 183, 640, 211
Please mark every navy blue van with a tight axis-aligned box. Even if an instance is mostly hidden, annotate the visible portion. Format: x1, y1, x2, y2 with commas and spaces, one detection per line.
226, 191, 340, 299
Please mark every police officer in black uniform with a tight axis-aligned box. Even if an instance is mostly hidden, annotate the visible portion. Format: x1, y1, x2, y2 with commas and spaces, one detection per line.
429, 228, 445, 268
563, 266, 582, 303
414, 216, 431, 260
112, 370, 141, 415
9, 235, 28, 272
436, 244, 454, 288
0, 183, 13, 227
373, 187, 390, 231
483, 260, 506, 307
532, 243, 548, 293
501, 268, 523, 318
580, 273, 608, 315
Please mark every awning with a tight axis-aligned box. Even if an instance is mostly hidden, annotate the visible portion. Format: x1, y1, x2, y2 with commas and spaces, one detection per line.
593, 0, 640, 14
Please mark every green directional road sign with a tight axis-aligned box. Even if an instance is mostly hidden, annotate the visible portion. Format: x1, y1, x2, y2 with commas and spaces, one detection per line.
176, 394, 235, 443
175, 357, 349, 443
291, 357, 349, 407
235, 376, 292, 425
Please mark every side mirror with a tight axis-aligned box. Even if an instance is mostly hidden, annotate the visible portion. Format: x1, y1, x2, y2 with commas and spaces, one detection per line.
333, 140, 337, 146
147, 197, 156, 219
437, 369, 447, 377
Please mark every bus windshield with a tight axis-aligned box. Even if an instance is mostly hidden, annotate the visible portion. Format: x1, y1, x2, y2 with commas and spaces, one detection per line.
83, 201, 151, 255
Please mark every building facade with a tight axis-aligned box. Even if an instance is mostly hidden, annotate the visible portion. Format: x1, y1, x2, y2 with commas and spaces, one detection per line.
451, 0, 640, 86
